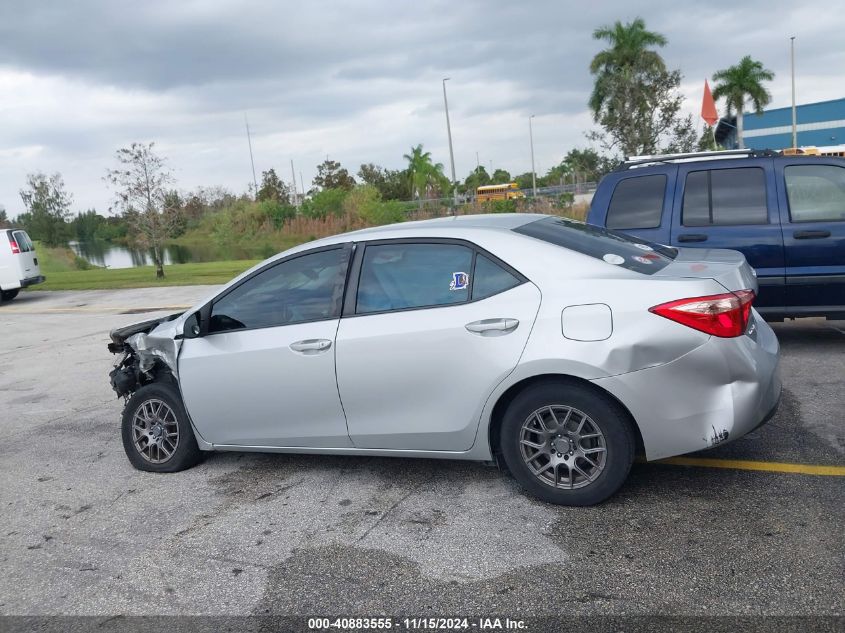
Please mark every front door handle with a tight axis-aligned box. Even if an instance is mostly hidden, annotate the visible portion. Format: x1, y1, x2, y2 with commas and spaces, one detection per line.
677, 233, 708, 243
793, 230, 831, 239
465, 318, 519, 336
289, 339, 332, 353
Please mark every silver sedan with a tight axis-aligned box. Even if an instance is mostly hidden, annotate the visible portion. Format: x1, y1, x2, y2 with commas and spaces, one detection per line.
107, 214, 781, 505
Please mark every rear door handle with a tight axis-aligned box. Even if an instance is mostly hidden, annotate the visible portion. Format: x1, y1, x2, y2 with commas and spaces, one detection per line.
677, 233, 708, 243
793, 230, 831, 239
465, 318, 519, 336
289, 339, 332, 353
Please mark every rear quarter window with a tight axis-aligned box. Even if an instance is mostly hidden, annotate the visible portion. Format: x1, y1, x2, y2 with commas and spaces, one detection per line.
606, 174, 666, 229
513, 217, 676, 275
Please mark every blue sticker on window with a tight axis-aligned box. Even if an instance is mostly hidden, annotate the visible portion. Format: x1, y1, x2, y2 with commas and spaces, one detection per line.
450, 272, 469, 291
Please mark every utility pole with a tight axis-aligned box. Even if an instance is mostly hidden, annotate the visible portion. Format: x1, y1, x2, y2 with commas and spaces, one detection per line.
300, 172, 305, 199
290, 159, 299, 208
529, 115, 537, 198
244, 114, 258, 200
790, 36, 797, 149
476, 151, 480, 171
442, 78, 458, 209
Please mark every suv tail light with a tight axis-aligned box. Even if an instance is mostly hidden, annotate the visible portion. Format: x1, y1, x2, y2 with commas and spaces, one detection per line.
649, 289, 755, 338
7, 233, 20, 254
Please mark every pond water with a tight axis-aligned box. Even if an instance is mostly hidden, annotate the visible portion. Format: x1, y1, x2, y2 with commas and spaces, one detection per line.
69, 240, 262, 269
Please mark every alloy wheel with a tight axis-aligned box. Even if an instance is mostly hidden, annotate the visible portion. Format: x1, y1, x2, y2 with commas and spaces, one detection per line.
131, 398, 179, 464
519, 405, 607, 489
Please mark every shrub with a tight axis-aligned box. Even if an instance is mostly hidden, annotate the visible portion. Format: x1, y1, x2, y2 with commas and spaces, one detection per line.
300, 188, 348, 219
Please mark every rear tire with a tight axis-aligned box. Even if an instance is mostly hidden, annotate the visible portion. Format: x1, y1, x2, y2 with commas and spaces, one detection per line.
121, 382, 203, 473
1, 289, 19, 302
499, 381, 634, 506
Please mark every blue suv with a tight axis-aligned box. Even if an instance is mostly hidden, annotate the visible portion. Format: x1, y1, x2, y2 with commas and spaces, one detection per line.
587, 150, 845, 321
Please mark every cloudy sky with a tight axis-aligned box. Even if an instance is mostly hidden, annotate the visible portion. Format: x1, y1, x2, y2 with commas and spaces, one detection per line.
1, 0, 843, 215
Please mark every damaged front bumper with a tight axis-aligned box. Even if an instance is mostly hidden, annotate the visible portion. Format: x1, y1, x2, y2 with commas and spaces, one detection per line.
108, 312, 184, 398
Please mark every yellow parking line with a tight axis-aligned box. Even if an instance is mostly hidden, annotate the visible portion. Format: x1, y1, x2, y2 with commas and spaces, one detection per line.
649, 456, 845, 476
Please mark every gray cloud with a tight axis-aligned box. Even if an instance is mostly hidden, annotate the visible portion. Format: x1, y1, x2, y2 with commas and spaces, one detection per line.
0, 0, 842, 214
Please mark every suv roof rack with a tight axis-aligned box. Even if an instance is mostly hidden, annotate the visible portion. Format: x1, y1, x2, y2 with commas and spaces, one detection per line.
616, 149, 779, 171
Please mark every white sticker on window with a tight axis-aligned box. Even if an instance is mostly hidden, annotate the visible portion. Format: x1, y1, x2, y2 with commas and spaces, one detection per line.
633, 243, 653, 251
602, 254, 624, 265
633, 255, 653, 265
450, 272, 469, 290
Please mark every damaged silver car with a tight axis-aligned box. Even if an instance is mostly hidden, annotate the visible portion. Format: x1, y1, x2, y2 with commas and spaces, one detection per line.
108, 214, 782, 505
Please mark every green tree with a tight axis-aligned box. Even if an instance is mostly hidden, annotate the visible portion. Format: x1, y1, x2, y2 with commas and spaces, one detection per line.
105, 142, 178, 279
0, 207, 9, 228
697, 125, 720, 151
712, 55, 775, 149
491, 169, 512, 184
403, 144, 449, 208
463, 166, 491, 194
513, 172, 535, 190
312, 160, 356, 191
19, 172, 72, 246
589, 17, 667, 114
257, 168, 291, 203
562, 148, 608, 182
71, 209, 105, 241
588, 18, 689, 156
357, 163, 409, 200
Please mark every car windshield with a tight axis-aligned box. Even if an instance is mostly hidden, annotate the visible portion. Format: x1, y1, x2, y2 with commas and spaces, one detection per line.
513, 216, 677, 275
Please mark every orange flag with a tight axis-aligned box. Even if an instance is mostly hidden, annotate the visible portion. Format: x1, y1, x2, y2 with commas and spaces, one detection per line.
701, 79, 719, 126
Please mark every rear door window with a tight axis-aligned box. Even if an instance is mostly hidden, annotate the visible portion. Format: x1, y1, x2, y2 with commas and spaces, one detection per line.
682, 168, 768, 226
513, 217, 675, 275
784, 164, 845, 222
606, 174, 666, 229
356, 243, 473, 314
12, 231, 33, 252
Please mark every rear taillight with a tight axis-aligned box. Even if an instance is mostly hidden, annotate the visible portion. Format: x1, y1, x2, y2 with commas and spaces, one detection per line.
7, 233, 20, 254
649, 289, 755, 338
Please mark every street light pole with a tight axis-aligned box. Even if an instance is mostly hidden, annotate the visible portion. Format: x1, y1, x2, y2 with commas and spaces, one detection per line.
529, 115, 537, 198
790, 36, 797, 149
442, 78, 458, 209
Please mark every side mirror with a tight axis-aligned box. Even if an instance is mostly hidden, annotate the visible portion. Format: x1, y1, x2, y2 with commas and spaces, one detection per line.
182, 312, 202, 339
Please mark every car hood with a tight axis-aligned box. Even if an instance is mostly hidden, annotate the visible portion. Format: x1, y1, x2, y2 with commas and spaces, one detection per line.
108, 312, 184, 348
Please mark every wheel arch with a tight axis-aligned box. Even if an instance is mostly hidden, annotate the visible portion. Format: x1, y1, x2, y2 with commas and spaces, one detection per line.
487, 374, 645, 461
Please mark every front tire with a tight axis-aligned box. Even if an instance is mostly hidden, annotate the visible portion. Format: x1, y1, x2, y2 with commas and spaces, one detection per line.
499, 381, 634, 506
1, 289, 19, 302
121, 382, 203, 473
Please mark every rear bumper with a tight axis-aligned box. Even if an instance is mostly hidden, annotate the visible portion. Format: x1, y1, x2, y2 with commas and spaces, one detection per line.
592, 311, 782, 460
19, 275, 46, 289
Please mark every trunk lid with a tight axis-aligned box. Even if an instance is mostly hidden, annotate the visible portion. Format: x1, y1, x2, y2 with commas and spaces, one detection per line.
653, 247, 758, 294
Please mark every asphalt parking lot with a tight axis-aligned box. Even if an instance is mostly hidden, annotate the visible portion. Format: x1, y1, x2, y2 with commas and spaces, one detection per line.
0, 287, 843, 618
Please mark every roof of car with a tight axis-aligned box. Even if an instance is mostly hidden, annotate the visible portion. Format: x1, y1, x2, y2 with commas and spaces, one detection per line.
338, 213, 547, 238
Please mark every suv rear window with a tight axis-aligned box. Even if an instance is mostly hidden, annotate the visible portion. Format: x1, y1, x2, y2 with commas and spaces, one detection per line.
606, 174, 666, 229
513, 217, 676, 275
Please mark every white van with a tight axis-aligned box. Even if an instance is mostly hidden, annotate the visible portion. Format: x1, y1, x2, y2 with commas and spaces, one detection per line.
0, 229, 45, 301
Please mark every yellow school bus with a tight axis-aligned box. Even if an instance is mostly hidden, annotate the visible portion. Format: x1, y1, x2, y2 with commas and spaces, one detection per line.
476, 183, 525, 202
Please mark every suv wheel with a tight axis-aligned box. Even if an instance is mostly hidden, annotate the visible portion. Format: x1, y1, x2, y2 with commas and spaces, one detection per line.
121, 382, 203, 473
499, 381, 634, 506
1, 289, 19, 302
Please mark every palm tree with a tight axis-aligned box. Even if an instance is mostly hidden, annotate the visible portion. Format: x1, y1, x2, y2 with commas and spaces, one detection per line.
712, 56, 775, 149
403, 144, 448, 208
589, 17, 668, 118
